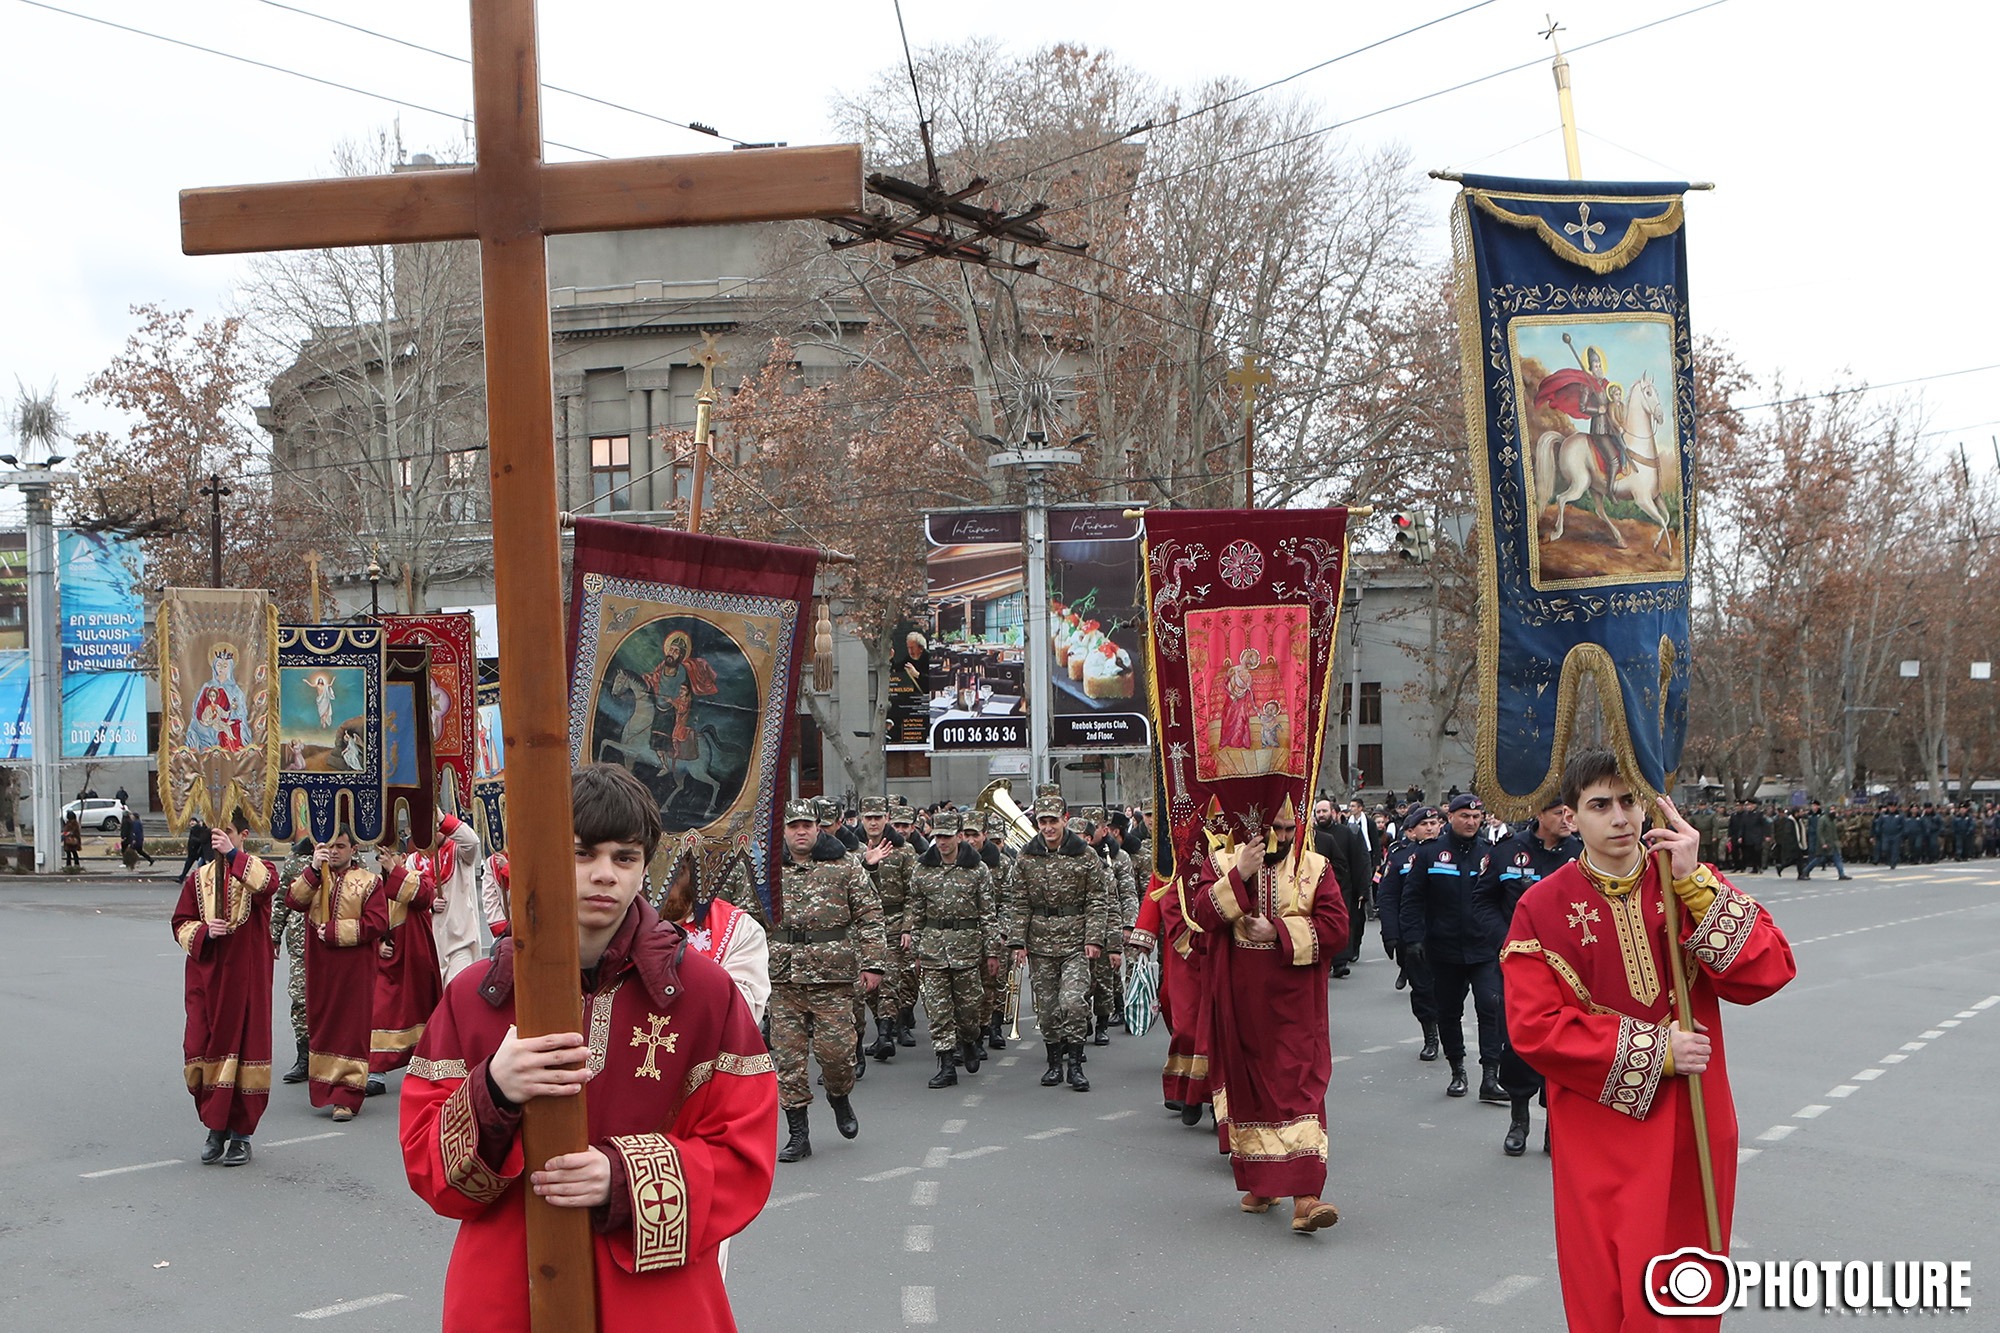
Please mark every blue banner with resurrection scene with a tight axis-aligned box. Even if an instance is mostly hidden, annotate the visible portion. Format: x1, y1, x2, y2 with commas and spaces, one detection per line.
1451, 174, 1697, 817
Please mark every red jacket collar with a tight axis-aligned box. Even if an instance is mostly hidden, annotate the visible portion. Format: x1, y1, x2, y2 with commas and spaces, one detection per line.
477, 899, 689, 1012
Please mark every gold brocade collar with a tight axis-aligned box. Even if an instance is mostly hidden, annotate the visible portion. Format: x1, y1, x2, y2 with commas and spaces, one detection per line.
1579, 850, 1646, 899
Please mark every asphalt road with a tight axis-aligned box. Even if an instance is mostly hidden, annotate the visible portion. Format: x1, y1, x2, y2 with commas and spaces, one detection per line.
1, 858, 1994, 1331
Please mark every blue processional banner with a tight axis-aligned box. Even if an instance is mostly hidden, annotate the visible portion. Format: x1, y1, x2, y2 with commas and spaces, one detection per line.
270, 624, 386, 843
1451, 174, 1696, 817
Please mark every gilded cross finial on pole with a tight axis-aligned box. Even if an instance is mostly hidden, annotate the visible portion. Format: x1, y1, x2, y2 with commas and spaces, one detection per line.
1542, 15, 1584, 180
1226, 351, 1275, 508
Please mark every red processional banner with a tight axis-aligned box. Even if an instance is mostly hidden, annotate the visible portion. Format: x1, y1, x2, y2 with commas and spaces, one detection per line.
1140, 509, 1351, 873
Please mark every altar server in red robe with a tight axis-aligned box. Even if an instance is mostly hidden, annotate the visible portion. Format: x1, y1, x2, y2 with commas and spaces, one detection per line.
1128, 871, 1212, 1124
371, 836, 444, 1090
1502, 748, 1795, 1331
287, 829, 390, 1121
172, 824, 279, 1167
1188, 797, 1349, 1234
400, 764, 776, 1333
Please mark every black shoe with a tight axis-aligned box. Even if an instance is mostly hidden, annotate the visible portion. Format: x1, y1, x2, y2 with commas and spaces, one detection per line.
1446, 1059, 1469, 1097
777, 1106, 811, 1163
987, 1013, 1007, 1050
1180, 1101, 1204, 1126
200, 1129, 227, 1165
1165, 1100, 1184, 1115
1478, 1063, 1508, 1104
220, 1137, 252, 1167
829, 1094, 859, 1139
1503, 1100, 1530, 1157
1040, 1042, 1064, 1087
961, 1038, 982, 1075
1395, 970, 1409, 991
1090, 1017, 1110, 1047
365, 1076, 386, 1098
282, 1039, 310, 1084
1419, 1025, 1441, 1062
1331, 964, 1351, 978
853, 1035, 867, 1081
928, 1051, 958, 1089
898, 1007, 918, 1046
1543, 1122, 1552, 1155
868, 1017, 896, 1061
1065, 1042, 1091, 1092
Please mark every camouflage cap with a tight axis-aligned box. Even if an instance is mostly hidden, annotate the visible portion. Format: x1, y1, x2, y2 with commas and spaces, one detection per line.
1066, 816, 1090, 838
1035, 782, 1063, 801
889, 799, 917, 824
1080, 805, 1105, 827
984, 813, 1011, 836
1034, 794, 1066, 819
811, 796, 840, 825
859, 796, 890, 816
784, 799, 818, 824
931, 808, 963, 835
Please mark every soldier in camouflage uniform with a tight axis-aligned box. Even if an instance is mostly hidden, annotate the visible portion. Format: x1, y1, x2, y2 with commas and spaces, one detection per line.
269, 837, 316, 1084
1005, 793, 1109, 1091
967, 814, 1013, 1049
857, 796, 918, 1058
1082, 807, 1138, 1044
809, 795, 872, 1083
902, 808, 999, 1088
772, 799, 886, 1162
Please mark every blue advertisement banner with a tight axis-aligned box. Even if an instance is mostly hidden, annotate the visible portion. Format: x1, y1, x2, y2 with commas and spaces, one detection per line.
60, 533, 145, 674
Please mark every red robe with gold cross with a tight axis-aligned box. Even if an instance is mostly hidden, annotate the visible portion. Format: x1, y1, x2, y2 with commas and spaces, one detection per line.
372, 864, 444, 1073
1502, 858, 1795, 1332
172, 850, 278, 1134
288, 864, 391, 1111
1188, 848, 1349, 1198
399, 900, 776, 1333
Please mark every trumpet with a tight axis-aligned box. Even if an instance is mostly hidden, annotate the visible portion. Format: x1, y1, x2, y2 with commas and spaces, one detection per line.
1005, 961, 1024, 1039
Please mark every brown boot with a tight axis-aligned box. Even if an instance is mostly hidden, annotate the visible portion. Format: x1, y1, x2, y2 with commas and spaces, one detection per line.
1239, 1192, 1275, 1214
1290, 1195, 1339, 1233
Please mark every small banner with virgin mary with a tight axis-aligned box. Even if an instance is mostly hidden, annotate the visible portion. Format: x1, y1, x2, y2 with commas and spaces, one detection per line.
1451, 174, 1698, 817
158, 587, 280, 834
566, 518, 819, 923
1139, 509, 1350, 874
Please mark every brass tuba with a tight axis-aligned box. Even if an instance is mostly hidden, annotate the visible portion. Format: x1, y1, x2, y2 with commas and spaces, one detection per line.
974, 778, 1036, 853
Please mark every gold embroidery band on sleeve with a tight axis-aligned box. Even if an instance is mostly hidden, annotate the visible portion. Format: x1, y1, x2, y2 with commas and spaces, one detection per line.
333, 918, 360, 947
1502, 938, 1600, 1011
1688, 886, 1759, 973
611, 1133, 689, 1273
439, 1079, 512, 1205
1600, 1015, 1668, 1120
175, 920, 203, 954
408, 1056, 469, 1083
1207, 875, 1245, 926
682, 1049, 775, 1100
1227, 1114, 1329, 1163
1281, 916, 1317, 966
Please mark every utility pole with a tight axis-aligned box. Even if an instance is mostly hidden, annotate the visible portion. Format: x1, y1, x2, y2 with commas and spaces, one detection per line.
197, 474, 231, 587
23, 479, 61, 871
990, 432, 1083, 791
1542, 15, 1584, 180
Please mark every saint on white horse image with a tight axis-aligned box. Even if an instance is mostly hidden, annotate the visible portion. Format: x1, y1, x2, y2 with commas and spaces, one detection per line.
598, 668, 740, 819
1532, 371, 1677, 554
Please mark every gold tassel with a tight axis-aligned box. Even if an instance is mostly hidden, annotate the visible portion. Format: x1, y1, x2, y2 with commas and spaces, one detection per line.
811, 599, 834, 693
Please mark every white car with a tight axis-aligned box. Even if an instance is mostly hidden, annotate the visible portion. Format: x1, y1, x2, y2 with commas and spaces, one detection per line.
61, 798, 129, 833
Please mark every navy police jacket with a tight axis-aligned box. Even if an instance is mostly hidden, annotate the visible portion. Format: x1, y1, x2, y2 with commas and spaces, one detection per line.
1397, 832, 1493, 966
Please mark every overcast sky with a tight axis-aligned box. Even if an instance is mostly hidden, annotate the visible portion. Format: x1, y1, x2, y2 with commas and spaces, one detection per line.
5, 0, 1996, 475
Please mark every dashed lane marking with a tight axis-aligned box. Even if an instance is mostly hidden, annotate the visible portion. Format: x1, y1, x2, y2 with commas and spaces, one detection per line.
904, 1225, 934, 1253
1973, 996, 2000, 1010
1756, 1125, 1796, 1142
950, 1146, 1006, 1161
1329, 1055, 1352, 1065
1900, 1042, 1928, 1052
1794, 1105, 1830, 1119
1738, 1148, 1761, 1164
1399, 1036, 1423, 1044
1938, 1020, 1962, 1028
1359, 1045, 1394, 1054
295, 1294, 406, 1320
1880, 1053, 1908, 1064
1852, 1069, 1884, 1081
960, 1094, 984, 1107
910, 1180, 940, 1206
80, 1159, 180, 1179
1826, 1085, 1860, 1098
1471, 1275, 1542, 1305
1097, 1109, 1137, 1121
861, 1166, 919, 1183
768, 1192, 818, 1208
262, 1132, 345, 1148
1025, 1127, 1076, 1141
998, 1057, 1019, 1067
940, 1119, 966, 1134
901, 1285, 937, 1325
922, 1147, 951, 1168
1791, 906, 1988, 945
1920, 1030, 1947, 1039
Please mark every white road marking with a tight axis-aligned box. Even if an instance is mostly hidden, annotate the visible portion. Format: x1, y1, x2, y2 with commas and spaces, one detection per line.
910, 1180, 940, 1206
998, 1057, 1019, 1067
1097, 1109, 1137, 1121
861, 1166, 919, 1183
1900, 1042, 1928, 1052
1025, 1127, 1076, 1141
262, 1132, 345, 1148
1938, 1020, 1962, 1028
1973, 996, 2000, 1010
295, 1293, 406, 1320
1794, 1105, 1830, 1119
1471, 1275, 1541, 1305
80, 1159, 181, 1179
922, 1147, 951, 1168
940, 1119, 967, 1134
1738, 1148, 1761, 1163
1329, 1055, 1352, 1064
904, 1225, 934, 1253
1756, 1125, 1796, 1142
1826, 1085, 1860, 1098
951, 1145, 1006, 1160
767, 1192, 818, 1208
1853, 1069, 1885, 1081
1920, 1030, 1946, 1040
901, 1285, 937, 1325
1359, 1045, 1394, 1054
1880, 1053, 1908, 1064
1792, 906, 1988, 945
1399, 1036, 1423, 1044
1955, 1011, 1981, 1019
960, 1093, 984, 1107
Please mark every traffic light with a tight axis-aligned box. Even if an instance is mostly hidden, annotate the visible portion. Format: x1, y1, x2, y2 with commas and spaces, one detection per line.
1390, 510, 1433, 563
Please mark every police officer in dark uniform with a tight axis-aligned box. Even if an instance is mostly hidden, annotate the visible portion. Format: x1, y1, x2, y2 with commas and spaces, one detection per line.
1878, 803, 1905, 868
1399, 793, 1504, 1102
1374, 805, 1443, 1060
1474, 795, 1580, 1156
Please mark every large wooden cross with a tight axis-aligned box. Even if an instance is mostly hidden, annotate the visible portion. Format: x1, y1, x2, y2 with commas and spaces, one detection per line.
179, 4, 861, 1327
